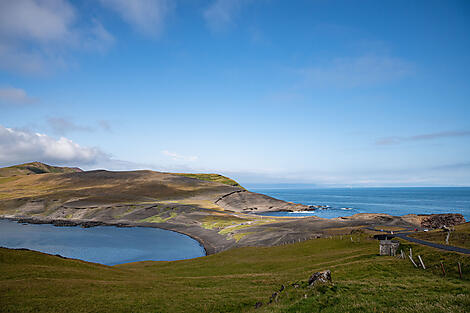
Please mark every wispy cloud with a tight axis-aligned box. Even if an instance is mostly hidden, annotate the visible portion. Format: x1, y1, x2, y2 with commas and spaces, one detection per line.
0, 86, 37, 105
47, 117, 92, 135
203, 0, 250, 32
0, 125, 108, 166
0, 0, 114, 75
376, 130, 470, 145
98, 120, 112, 132
47, 117, 113, 135
431, 162, 470, 170
162, 150, 198, 162
99, 0, 172, 36
298, 55, 413, 88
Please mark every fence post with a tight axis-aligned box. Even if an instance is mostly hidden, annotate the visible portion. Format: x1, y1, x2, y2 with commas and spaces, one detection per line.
418, 255, 426, 269
440, 262, 446, 276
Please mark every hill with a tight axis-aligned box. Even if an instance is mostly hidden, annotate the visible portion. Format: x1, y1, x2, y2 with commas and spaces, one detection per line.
0, 162, 82, 177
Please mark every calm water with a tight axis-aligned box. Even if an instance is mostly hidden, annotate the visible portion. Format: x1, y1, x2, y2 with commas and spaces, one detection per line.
0, 219, 205, 265
252, 187, 470, 221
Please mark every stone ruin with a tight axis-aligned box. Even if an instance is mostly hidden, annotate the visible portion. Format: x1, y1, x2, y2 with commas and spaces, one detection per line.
379, 240, 400, 256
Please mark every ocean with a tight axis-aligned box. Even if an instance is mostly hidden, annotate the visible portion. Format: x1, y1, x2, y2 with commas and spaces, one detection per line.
250, 187, 470, 221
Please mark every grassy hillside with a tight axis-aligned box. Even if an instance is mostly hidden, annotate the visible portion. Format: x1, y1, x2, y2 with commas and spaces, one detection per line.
1, 233, 468, 313
174, 173, 243, 188
0, 168, 237, 203
0, 162, 82, 178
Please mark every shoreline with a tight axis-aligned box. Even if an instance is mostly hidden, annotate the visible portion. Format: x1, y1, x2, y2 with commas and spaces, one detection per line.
1, 211, 466, 258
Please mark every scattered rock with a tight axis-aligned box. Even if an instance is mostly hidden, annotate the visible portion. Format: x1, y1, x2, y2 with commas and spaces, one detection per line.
308, 270, 331, 286
254, 302, 263, 309
269, 292, 279, 303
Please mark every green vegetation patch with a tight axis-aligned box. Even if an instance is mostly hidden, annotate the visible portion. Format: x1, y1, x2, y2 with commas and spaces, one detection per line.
174, 173, 243, 188
141, 212, 178, 223
201, 215, 249, 230
218, 219, 276, 235
232, 232, 254, 242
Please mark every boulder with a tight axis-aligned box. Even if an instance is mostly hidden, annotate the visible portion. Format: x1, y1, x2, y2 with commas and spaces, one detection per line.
308, 270, 331, 286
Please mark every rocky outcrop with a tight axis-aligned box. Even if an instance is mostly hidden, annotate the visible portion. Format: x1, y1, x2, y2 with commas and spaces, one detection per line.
420, 214, 466, 229
308, 270, 332, 286
215, 190, 310, 213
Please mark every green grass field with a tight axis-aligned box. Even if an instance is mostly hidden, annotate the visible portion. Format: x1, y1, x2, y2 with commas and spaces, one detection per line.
1, 233, 469, 313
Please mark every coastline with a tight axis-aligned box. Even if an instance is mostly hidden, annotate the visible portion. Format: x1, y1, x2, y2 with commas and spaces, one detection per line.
2, 210, 466, 258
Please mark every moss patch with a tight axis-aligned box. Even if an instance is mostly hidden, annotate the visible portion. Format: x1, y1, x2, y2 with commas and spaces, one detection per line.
141, 212, 178, 223
201, 215, 249, 230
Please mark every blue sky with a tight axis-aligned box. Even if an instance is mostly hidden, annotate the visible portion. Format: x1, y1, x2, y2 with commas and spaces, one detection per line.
1, 0, 469, 186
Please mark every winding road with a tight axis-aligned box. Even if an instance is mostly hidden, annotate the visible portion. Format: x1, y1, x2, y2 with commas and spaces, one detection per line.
394, 233, 470, 255
367, 227, 470, 255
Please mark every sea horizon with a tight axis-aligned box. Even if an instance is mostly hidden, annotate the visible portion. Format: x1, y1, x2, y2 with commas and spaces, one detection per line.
251, 186, 470, 221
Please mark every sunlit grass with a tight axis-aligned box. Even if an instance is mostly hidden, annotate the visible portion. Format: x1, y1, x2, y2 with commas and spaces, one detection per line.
1, 234, 468, 313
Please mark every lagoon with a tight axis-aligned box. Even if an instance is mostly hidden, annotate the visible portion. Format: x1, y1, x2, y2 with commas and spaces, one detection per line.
0, 219, 205, 265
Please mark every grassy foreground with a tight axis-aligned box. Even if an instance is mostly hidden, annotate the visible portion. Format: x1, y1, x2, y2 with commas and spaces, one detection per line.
1, 233, 469, 313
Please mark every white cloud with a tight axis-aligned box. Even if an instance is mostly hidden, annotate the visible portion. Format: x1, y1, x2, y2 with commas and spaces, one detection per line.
162, 150, 198, 162
0, 87, 37, 105
0, 0, 75, 43
99, 0, 171, 35
0, 125, 108, 166
0, 0, 114, 74
299, 55, 413, 88
203, 0, 248, 32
